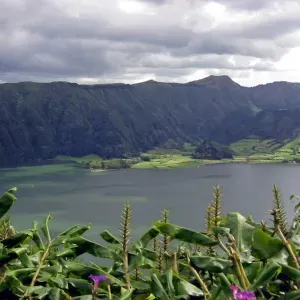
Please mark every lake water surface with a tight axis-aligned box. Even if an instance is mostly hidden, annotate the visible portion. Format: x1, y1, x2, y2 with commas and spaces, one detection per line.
1, 163, 300, 240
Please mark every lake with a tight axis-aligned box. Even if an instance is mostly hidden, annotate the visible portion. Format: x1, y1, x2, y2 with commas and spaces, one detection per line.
0, 163, 299, 240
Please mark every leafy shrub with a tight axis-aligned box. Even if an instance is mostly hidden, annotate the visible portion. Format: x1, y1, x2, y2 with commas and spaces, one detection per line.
0, 185, 300, 299
140, 155, 151, 162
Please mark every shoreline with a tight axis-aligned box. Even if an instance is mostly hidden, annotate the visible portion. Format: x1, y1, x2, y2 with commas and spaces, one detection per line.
88, 158, 300, 171
88, 168, 107, 172
1, 156, 299, 172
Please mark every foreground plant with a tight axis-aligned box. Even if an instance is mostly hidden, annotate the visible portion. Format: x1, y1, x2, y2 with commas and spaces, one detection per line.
89, 275, 108, 299
0, 184, 300, 299
120, 202, 132, 290
230, 285, 256, 300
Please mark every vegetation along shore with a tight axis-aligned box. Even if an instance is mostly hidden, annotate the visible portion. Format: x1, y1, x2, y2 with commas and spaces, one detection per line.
47, 137, 300, 172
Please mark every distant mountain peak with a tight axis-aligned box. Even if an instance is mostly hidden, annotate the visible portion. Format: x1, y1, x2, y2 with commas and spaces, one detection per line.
187, 75, 240, 88
136, 79, 159, 84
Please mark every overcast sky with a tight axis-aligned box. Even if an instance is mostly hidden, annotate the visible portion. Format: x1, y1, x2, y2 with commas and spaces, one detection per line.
1, 0, 300, 86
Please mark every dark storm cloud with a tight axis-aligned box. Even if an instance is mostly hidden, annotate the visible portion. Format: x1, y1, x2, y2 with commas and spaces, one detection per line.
140, 55, 275, 72
172, 35, 287, 60
0, 0, 298, 83
222, 12, 300, 40
27, 20, 192, 49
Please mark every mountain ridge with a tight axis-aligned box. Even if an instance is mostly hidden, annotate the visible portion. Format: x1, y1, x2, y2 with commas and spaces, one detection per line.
1, 75, 300, 166
2, 74, 300, 88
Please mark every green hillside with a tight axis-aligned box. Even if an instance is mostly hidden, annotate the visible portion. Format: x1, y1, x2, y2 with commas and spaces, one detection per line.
230, 138, 283, 156
1, 77, 300, 167
229, 137, 300, 165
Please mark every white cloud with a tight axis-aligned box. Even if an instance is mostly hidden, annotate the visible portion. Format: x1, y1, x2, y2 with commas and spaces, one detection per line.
118, 0, 156, 14
0, 0, 300, 86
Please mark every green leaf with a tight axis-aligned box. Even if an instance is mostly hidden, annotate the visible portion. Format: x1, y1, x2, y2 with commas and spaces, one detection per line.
190, 255, 232, 273
246, 220, 273, 235
3, 275, 23, 292
154, 222, 217, 246
68, 236, 119, 260
129, 253, 155, 270
0, 188, 17, 219
217, 273, 232, 297
285, 290, 300, 300
290, 222, 300, 249
19, 252, 34, 268
59, 224, 91, 237
7, 187, 17, 195
72, 296, 92, 300
41, 215, 53, 243
280, 264, 300, 280
49, 277, 69, 289
55, 247, 77, 259
165, 268, 175, 296
131, 280, 150, 290
40, 265, 63, 276
243, 262, 262, 283
0, 215, 11, 232
52, 224, 92, 247
0, 246, 28, 266
65, 261, 125, 286
1, 230, 33, 248
150, 274, 170, 300
66, 278, 93, 294
48, 287, 61, 300
225, 212, 256, 253
32, 221, 45, 250
138, 248, 156, 261
134, 227, 160, 248
6, 267, 36, 277
212, 226, 230, 237
211, 285, 222, 300
176, 277, 203, 297
100, 230, 121, 244
251, 229, 284, 259
28, 286, 52, 299
0, 251, 18, 266
249, 261, 281, 290
271, 247, 289, 265
119, 288, 134, 300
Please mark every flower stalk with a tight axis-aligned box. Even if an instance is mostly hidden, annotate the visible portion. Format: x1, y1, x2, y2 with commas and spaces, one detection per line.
186, 252, 210, 300
120, 203, 132, 289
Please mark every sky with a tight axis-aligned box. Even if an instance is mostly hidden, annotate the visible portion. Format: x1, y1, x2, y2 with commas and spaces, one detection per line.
1, 0, 300, 86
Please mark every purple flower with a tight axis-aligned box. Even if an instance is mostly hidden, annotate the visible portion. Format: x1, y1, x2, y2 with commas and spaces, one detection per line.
236, 291, 256, 300
230, 285, 256, 300
230, 285, 239, 298
89, 274, 107, 288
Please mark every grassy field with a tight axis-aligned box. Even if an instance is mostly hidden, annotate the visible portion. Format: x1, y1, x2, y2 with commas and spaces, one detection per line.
133, 143, 227, 169
230, 137, 300, 164
53, 138, 300, 171
3, 138, 300, 176
55, 154, 103, 168
133, 154, 198, 169
273, 137, 300, 160
230, 138, 283, 156
133, 155, 226, 169
0, 163, 79, 181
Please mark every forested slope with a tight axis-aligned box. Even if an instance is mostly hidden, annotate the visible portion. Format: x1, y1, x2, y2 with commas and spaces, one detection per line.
1, 75, 300, 166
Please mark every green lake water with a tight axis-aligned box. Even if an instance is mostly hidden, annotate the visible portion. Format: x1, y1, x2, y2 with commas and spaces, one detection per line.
0, 163, 299, 241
